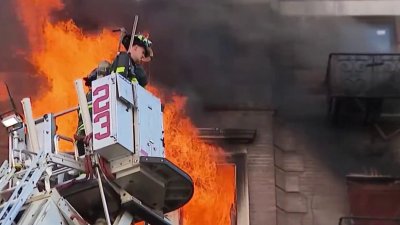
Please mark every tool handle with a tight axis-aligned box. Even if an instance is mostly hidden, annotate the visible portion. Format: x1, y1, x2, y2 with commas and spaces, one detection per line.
127, 15, 139, 53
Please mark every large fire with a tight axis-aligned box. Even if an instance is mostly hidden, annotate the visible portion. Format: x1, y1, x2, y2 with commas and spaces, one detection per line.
14, 0, 235, 224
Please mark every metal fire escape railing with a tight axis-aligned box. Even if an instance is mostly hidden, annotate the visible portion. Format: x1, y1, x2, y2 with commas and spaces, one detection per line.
339, 216, 400, 225
326, 53, 400, 140
326, 53, 400, 99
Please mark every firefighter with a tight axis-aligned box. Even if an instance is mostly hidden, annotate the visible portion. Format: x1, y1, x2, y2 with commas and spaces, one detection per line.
110, 33, 153, 87
74, 61, 110, 156
75, 33, 154, 155
83, 33, 153, 88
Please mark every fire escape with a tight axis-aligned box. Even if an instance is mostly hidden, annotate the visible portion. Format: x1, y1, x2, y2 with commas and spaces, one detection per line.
327, 53, 400, 139
326, 53, 400, 225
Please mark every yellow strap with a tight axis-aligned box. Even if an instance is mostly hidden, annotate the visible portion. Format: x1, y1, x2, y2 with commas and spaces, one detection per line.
77, 123, 85, 131
131, 77, 138, 83
116, 67, 138, 84
116, 67, 125, 73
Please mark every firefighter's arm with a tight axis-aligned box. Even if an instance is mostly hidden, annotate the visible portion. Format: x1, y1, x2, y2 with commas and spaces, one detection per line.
134, 64, 148, 87
83, 68, 97, 87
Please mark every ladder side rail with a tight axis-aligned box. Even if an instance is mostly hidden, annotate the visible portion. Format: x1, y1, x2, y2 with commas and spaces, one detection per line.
0, 161, 14, 190
0, 161, 9, 178
0, 151, 47, 225
47, 153, 86, 172
51, 191, 89, 225
0, 168, 15, 192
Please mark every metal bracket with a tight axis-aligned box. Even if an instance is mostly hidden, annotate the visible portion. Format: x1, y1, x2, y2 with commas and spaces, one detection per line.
46, 153, 85, 172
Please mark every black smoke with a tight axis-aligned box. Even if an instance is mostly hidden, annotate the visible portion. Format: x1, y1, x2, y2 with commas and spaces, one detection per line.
58, 0, 278, 108
57, 0, 388, 110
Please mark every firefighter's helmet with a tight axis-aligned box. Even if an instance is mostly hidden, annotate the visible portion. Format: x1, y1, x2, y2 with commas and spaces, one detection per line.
122, 34, 153, 59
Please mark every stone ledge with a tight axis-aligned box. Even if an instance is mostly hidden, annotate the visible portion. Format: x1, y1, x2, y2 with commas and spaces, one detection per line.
279, 1, 400, 16
276, 168, 301, 192
275, 149, 305, 172
276, 188, 308, 213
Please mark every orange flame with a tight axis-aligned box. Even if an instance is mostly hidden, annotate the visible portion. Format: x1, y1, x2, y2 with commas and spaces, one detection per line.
162, 96, 235, 225
15, 1, 235, 224
17, 0, 117, 136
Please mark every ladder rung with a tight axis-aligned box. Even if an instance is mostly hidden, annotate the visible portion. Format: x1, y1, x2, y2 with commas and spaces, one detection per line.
0, 183, 26, 195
